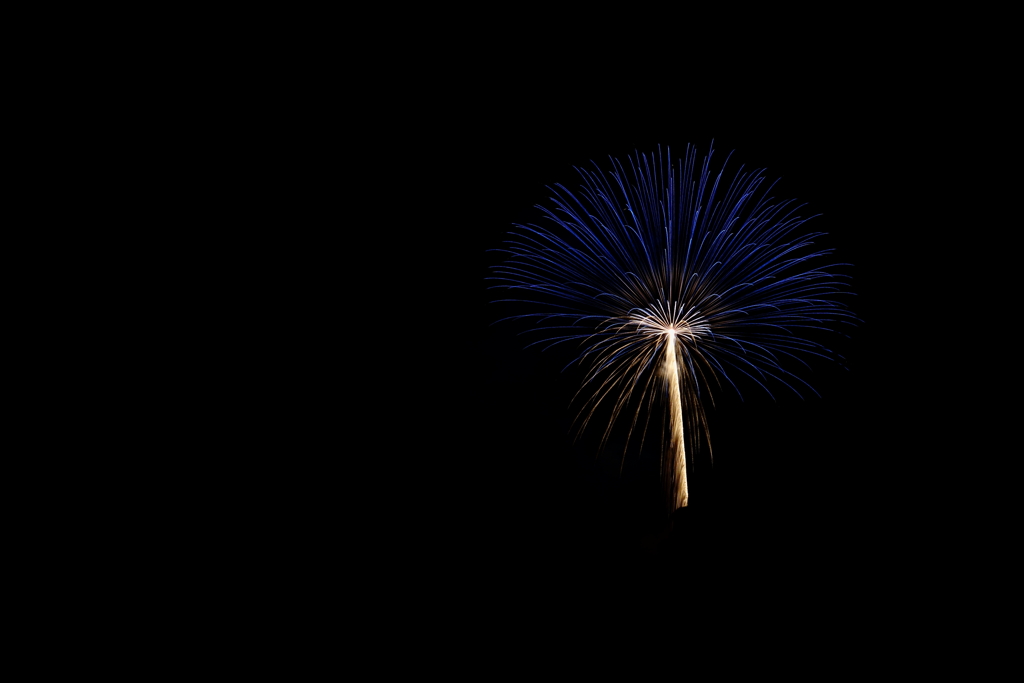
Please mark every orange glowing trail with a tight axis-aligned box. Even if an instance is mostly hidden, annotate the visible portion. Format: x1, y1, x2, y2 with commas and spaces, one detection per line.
665, 330, 688, 508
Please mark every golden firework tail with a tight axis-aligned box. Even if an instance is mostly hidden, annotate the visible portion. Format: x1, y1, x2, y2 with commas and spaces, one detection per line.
664, 330, 689, 509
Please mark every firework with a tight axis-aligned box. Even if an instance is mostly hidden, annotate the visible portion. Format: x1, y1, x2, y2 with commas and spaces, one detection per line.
490, 145, 854, 511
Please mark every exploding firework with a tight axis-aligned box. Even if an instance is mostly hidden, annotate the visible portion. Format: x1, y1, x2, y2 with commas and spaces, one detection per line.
490, 145, 854, 511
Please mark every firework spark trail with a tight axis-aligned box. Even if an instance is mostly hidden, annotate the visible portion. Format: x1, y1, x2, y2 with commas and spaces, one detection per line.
491, 144, 855, 512
664, 329, 688, 508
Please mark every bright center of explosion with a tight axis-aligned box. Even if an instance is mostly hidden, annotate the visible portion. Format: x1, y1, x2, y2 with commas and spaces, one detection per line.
628, 307, 708, 344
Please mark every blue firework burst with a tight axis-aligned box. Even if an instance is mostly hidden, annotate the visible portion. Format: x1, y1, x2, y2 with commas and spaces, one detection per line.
490, 144, 855, 508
